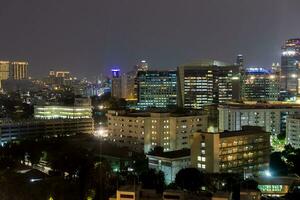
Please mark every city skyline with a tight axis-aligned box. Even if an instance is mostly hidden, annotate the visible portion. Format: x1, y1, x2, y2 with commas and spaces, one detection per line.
1, 0, 300, 78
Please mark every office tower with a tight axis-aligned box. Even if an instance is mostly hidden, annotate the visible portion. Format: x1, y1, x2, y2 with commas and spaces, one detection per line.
106, 110, 208, 152
191, 126, 270, 176
9, 61, 28, 80
135, 60, 149, 72
241, 67, 280, 101
218, 102, 300, 136
178, 59, 240, 109
136, 70, 177, 109
122, 70, 137, 100
236, 54, 244, 68
111, 68, 122, 98
280, 39, 300, 95
0, 61, 10, 88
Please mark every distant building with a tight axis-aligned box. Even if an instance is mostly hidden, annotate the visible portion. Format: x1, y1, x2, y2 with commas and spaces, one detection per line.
0, 61, 10, 88
236, 54, 244, 68
9, 61, 28, 80
191, 126, 270, 176
241, 67, 280, 101
218, 102, 300, 136
280, 38, 300, 95
137, 70, 178, 109
286, 115, 300, 149
147, 149, 191, 184
0, 118, 94, 145
47, 70, 72, 86
111, 68, 122, 98
106, 110, 208, 153
34, 98, 92, 119
178, 59, 240, 109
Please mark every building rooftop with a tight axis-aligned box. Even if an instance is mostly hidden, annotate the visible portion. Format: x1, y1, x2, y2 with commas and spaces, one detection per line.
180, 59, 230, 67
148, 148, 190, 159
219, 101, 300, 109
220, 126, 268, 138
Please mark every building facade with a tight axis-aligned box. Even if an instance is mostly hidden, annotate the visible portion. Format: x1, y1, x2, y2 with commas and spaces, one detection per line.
147, 149, 191, 184
0, 118, 94, 145
218, 102, 300, 136
137, 70, 177, 109
106, 110, 208, 153
34, 98, 92, 119
280, 38, 300, 95
10, 61, 29, 80
286, 115, 300, 149
241, 67, 280, 101
111, 68, 123, 98
0, 61, 10, 88
191, 126, 270, 176
178, 59, 240, 109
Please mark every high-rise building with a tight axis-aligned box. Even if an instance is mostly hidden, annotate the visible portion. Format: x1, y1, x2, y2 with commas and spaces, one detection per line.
191, 126, 270, 176
236, 54, 244, 68
0, 61, 10, 88
137, 70, 177, 109
241, 67, 280, 101
178, 59, 240, 109
111, 68, 122, 98
280, 39, 300, 95
9, 61, 28, 80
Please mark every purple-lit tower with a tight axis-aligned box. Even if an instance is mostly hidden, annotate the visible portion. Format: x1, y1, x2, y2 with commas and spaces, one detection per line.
111, 68, 122, 98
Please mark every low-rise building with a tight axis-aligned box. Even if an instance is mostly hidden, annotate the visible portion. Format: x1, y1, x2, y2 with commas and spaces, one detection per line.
147, 149, 191, 184
106, 110, 208, 153
218, 102, 300, 136
191, 126, 270, 176
34, 98, 92, 119
256, 175, 300, 197
0, 118, 94, 145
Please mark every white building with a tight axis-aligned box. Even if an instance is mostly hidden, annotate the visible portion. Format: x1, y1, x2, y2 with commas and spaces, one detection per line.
147, 149, 191, 184
106, 110, 208, 153
218, 102, 300, 136
286, 115, 300, 149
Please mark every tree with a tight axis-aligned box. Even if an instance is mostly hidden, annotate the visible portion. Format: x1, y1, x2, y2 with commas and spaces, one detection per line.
175, 168, 204, 192
139, 168, 165, 193
269, 152, 288, 176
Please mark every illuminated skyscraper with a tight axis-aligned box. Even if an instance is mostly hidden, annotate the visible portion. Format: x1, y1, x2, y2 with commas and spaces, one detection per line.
0, 61, 10, 88
137, 70, 177, 109
178, 59, 240, 109
111, 68, 122, 98
280, 39, 300, 95
241, 67, 280, 101
9, 61, 28, 80
236, 54, 244, 68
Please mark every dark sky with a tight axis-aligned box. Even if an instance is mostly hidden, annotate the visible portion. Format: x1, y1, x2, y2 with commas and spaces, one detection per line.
0, 0, 300, 79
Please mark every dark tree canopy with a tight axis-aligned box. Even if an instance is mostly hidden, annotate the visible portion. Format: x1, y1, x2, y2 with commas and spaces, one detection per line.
175, 168, 204, 192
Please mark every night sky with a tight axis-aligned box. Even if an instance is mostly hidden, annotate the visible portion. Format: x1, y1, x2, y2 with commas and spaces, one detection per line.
1, 0, 300, 79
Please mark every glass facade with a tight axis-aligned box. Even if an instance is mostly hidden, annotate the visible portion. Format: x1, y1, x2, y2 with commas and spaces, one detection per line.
281, 39, 300, 95
241, 67, 280, 101
137, 70, 177, 109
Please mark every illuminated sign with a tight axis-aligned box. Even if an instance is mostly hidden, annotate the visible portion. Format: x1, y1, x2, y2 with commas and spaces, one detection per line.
258, 185, 284, 193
